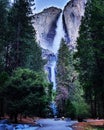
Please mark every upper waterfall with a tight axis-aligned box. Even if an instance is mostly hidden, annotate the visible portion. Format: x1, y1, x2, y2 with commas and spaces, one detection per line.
52, 13, 65, 54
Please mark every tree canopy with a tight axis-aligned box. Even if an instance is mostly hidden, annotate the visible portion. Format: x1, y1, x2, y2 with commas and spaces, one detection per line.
74, 0, 104, 118
56, 39, 76, 117
1, 68, 49, 122
0, 0, 47, 120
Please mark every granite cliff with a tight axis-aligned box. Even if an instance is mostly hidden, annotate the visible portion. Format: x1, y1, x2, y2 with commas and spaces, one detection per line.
33, 0, 87, 88
33, 7, 62, 50
34, 0, 87, 51
63, 0, 87, 49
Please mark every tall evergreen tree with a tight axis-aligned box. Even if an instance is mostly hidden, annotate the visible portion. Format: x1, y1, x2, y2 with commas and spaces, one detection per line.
0, 0, 45, 118
0, 0, 9, 71
75, 0, 104, 117
56, 39, 75, 116
6, 0, 43, 72
56, 39, 74, 90
2, 68, 49, 122
0, 0, 10, 117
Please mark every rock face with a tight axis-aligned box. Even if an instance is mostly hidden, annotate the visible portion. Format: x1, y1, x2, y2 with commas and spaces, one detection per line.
33, 0, 87, 88
34, 0, 87, 50
33, 7, 62, 50
63, 0, 87, 49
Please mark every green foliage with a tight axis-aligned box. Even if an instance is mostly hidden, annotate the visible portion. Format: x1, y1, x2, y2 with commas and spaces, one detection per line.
56, 39, 77, 116
0, 71, 9, 89
72, 100, 89, 118
74, 0, 104, 118
0, 0, 48, 119
2, 68, 49, 121
0, 71, 9, 117
6, 0, 44, 72
72, 81, 90, 118
57, 39, 74, 88
0, 0, 9, 71
0, 0, 9, 112
0, 0, 44, 73
65, 99, 75, 119
47, 83, 53, 102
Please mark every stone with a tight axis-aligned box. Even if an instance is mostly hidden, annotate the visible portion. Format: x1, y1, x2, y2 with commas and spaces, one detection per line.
33, 0, 87, 51
63, 0, 87, 49
33, 7, 62, 49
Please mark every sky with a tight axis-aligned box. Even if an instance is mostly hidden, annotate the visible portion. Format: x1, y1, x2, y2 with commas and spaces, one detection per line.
35, 0, 69, 13
10, 0, 69, 13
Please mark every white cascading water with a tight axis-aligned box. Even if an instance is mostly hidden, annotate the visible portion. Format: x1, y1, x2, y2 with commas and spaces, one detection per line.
49, 12, 65, 90
52, 13, 65, 54
51, 62, 56, 90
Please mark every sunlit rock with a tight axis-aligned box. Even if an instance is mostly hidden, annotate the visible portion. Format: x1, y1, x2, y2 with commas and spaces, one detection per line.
33, 7, 62, 50
63, 0, 87, 49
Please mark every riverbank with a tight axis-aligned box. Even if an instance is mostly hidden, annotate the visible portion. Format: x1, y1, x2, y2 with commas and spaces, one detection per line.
72, 119, 104, 130
17, 117, 40, 124
0, 116, 41, 125
1, 117, 104, 130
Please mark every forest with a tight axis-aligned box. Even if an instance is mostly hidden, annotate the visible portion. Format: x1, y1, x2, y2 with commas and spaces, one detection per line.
0, 0, 104, 124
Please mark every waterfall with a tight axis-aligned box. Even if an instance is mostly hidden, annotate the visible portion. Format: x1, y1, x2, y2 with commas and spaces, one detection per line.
48, 54, 56, 90
50, 101, 57, 116
49, 12, 65, 90
51, 65, 56, 90
52, 13, 65, 54
44, 12, 65, 90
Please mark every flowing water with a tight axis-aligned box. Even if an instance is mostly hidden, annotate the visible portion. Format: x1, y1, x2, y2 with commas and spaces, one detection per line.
48, 54, 57, 90
52, 13, 65, 54
49, 12, 65, 90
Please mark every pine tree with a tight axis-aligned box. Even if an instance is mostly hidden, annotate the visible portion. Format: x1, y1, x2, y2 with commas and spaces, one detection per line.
6, 0, 43, 72
56, 39, 74, 90
90, 0, 104, 118
75, 0, 104, 118
0, 0, 45, 118
0, 0, 9, 71
56, 39, 75, 116
2, 68, 49, 122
